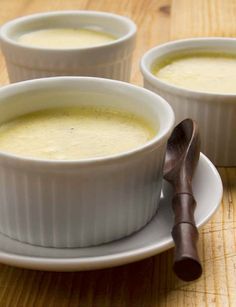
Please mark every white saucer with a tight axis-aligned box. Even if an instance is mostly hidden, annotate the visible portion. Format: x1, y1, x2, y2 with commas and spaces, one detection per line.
0, 153, 222, 271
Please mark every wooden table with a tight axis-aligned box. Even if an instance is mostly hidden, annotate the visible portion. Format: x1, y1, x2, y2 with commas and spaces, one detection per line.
0, 0, 235, 306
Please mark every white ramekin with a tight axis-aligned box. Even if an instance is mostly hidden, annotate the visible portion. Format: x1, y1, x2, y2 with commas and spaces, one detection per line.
0, 77, 174, 248
140, 38, 236, 166
0, 11, 136, 83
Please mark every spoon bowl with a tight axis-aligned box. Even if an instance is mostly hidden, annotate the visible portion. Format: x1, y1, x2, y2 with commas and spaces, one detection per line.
164, 119, 200, 183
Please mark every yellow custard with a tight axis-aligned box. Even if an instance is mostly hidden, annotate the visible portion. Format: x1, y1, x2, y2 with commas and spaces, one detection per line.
0, 107, 156, 160
17, 28, 116, 49
152, 53, 236, 94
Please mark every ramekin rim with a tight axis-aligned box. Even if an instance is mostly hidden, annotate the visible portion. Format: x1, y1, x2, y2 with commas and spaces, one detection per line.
0, 76, 175, 167
0, 10, 137, 52
140, 37, 236, 98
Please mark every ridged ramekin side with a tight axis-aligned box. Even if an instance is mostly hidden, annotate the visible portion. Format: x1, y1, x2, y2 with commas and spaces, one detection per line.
0, 144, 165, 248
144, 80, 236, 166
2, 34, 134, 83
5, 54, 133, 82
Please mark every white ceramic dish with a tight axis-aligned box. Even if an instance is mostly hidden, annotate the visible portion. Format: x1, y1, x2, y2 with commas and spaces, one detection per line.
0, 11, 136, 82
0, 154, 222, 271
140, 38, 236, 166
0, 77, 174, 248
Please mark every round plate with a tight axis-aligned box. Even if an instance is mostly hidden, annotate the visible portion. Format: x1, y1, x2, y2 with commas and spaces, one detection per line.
0, 153, 222, 271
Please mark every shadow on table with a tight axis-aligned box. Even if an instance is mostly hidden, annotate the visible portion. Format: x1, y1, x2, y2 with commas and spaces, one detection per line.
0, 249, 190, 307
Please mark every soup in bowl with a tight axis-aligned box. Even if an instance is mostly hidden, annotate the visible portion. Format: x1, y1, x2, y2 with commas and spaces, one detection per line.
0, 77, 174, 248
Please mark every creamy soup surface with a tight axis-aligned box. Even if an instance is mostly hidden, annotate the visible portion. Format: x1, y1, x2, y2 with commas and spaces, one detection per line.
17, 28, 116, 48
0, 107, 156, 160
153, 53, 236, 94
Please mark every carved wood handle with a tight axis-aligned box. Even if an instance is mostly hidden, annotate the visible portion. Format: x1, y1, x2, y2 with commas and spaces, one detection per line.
171, 193, 202, 281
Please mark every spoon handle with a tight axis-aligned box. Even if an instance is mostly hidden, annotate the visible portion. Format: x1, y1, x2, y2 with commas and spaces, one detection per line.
171, 193, 202, 281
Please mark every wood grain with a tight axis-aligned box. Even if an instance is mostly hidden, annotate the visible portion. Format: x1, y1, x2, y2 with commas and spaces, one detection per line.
0, 0, 235, 306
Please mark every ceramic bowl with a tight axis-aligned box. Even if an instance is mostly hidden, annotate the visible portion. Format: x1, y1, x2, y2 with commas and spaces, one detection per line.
0, 77, 174, 248
140, 38, 236, 166
0, 11, 136, 83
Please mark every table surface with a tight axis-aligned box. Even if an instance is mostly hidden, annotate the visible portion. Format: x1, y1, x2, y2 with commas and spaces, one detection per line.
0, 0, 235, 306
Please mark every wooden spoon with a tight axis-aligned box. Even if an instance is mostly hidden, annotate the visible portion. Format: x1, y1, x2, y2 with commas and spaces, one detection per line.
163, 118, 202, 281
